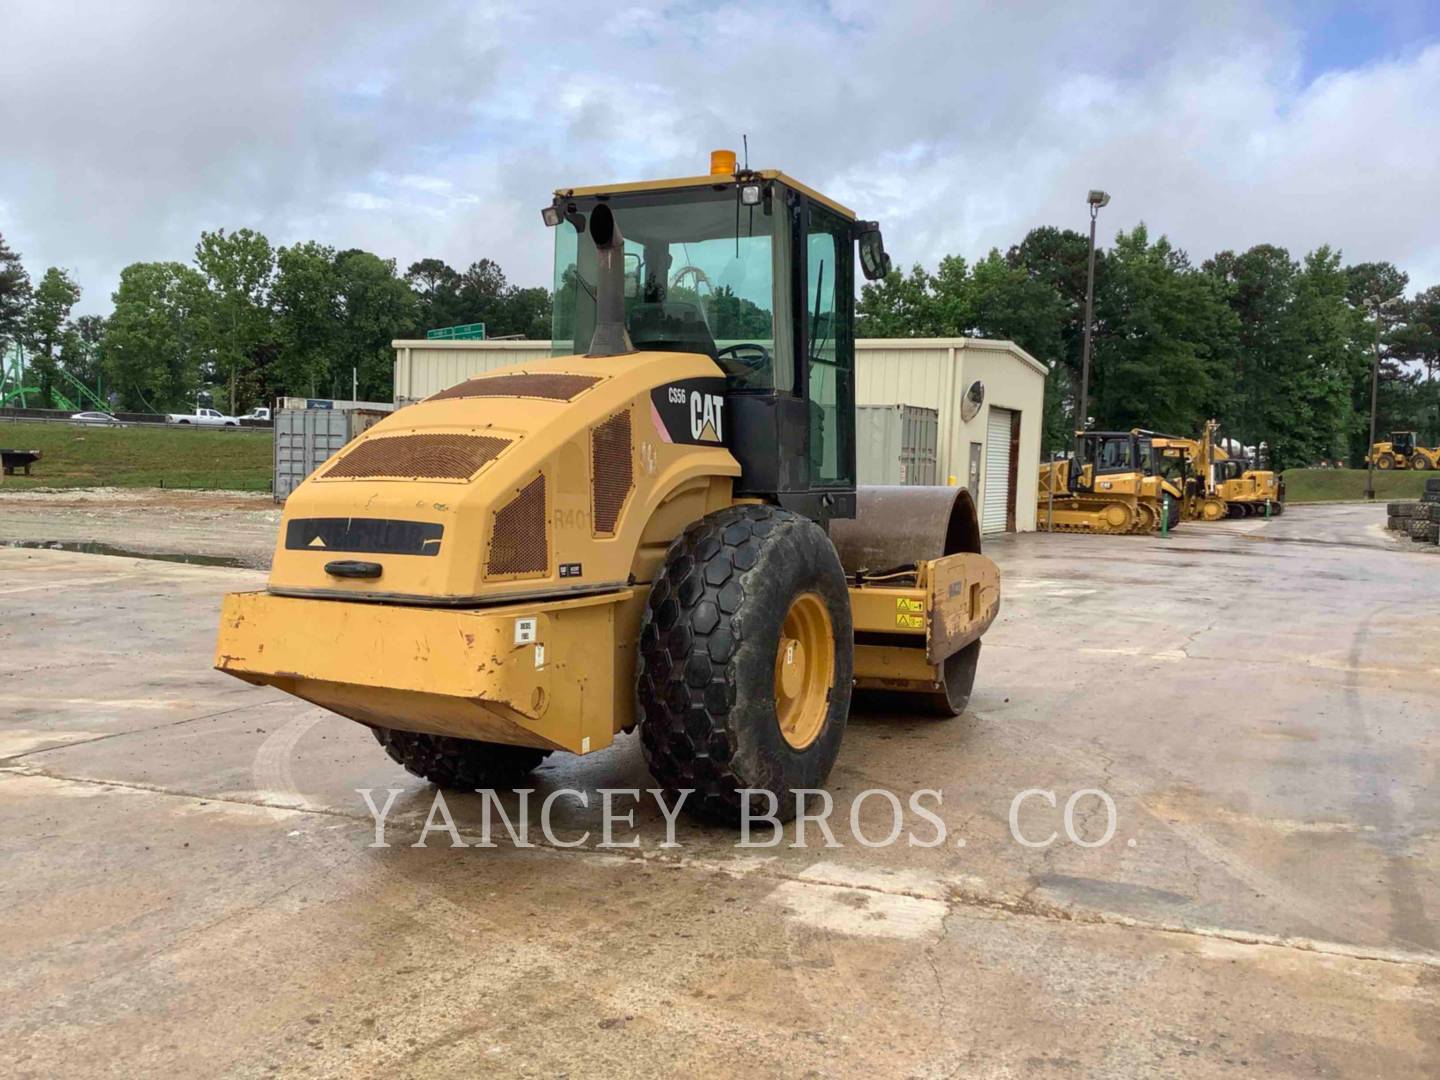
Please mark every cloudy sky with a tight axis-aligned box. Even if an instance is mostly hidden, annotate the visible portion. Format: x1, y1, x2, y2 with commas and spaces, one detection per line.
2, 0, 1438, 315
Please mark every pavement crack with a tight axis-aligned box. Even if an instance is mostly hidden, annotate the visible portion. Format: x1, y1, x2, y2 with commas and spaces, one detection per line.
0, 766, 359, 821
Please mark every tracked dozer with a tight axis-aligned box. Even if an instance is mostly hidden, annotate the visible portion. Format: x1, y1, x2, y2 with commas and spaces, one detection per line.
213, 154, 1001, 824
1037, 430, 1181, 534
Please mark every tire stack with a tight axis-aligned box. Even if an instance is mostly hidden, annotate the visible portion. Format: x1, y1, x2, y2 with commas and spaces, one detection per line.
1391, 479, 1440, 544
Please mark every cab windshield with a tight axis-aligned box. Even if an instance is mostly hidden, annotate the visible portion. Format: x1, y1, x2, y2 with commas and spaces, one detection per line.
551, 187, 790, 390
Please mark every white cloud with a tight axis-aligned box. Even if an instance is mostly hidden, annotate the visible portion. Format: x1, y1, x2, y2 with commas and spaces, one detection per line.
0, 0, 1436, 315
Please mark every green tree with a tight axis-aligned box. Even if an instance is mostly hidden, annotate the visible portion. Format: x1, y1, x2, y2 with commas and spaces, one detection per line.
1089, 226, 1238, 436
405, 258, 463, 333
101, 262, 208, 411
194, 228, 276, 413
59, 314, 107, 394
1204, 244, 1298, 451
1272, 247, 1363, 468
23, 267, 82, 407
273, 241, 341, 397
333, 249, 415, 400
0, 232, 31, 351
857, 264, 944, 337
1006, 226, 1097, 431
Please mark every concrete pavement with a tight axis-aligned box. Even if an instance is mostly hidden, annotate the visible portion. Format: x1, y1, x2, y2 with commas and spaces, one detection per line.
1, 503, 1437, 1076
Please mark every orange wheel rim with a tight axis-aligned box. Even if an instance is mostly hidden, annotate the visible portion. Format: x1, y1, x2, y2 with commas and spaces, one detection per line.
774, 592, 834, 750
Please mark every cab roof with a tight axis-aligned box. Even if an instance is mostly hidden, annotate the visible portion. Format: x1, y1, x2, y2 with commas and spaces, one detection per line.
556, 170, 856, 221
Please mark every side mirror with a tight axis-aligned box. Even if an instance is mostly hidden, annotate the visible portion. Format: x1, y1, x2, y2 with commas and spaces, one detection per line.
856, 222, 892, 281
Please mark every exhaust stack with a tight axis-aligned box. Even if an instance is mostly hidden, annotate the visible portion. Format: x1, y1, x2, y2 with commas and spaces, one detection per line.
586, 204, 635, 358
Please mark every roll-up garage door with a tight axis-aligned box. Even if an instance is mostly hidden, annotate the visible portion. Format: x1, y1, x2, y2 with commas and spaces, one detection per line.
983, 407, 1013, 534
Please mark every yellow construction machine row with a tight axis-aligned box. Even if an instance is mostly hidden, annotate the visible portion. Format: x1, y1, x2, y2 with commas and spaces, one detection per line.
214, 155, 1000, 824
1036, 421, 1284, 533
1142, 421, 1284, 520
1036, 430, 1184, 534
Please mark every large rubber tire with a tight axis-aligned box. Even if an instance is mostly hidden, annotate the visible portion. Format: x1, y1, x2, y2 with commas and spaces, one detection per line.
636, 504, 854, 825
371, 727, 549, 790
1427, 478, 1440, 494
1414, 455, 1432, 471
1390, 502, 1420, 517
1423, 492, 1440, 504
1387, 515, 1404, 531
1377, 453, 1395, 470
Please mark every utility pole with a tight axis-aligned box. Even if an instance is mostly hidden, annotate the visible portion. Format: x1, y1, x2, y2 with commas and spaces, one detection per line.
1077, 189, 1110, 434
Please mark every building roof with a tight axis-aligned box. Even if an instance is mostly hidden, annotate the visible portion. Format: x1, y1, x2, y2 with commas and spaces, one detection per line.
556, 170, 856, 220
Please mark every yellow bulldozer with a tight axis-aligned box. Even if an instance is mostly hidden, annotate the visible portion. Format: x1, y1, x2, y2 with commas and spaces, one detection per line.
213, 153, 1001, 824
1142, 420, 1284, 519
1368, 431, 1440, 471
1037, 430, 1182, 534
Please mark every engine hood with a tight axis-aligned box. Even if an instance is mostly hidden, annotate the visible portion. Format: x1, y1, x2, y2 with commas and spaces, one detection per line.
267, 351, 740, 606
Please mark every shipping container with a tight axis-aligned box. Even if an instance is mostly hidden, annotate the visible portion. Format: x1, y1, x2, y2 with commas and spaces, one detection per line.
273, 406, 391, 501
855, 404, 939, 485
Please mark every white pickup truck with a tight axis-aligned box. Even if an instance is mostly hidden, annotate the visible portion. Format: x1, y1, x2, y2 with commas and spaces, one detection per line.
166, 408, 240, 427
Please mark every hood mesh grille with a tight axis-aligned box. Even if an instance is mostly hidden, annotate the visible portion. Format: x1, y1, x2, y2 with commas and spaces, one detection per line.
428, 372, 601, 403
486, 474, 548, 578
321, 433, 510, 481
590, 409, 633, 536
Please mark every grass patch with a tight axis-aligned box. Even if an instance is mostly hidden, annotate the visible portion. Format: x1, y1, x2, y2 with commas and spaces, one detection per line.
0, 422, 272, 491
1284, 468, 1430, 503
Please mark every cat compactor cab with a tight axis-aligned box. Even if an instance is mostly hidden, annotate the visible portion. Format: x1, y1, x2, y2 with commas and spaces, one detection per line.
214, 153, 1000, 824
1037, 430, 1181, 534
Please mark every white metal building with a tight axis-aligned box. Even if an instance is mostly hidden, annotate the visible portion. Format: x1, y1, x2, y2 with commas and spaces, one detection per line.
391, 335, 1047, 533
853, 338, 1047, 533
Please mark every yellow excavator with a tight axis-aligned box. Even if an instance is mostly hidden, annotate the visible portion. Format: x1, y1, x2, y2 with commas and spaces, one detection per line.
1143, 421, 1284, 519
1037, 430, 1182, 534
1368, 431, 1440, 471
212, 153, 1001, 824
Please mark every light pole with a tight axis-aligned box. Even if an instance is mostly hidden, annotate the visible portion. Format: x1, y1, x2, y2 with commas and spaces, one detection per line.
1077, 189, 1110, 435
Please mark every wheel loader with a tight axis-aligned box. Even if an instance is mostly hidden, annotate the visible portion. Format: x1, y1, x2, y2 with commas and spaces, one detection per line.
213, 153, 1001, 824
1368, 431, 1440, 471
1037, 430, 1182, 534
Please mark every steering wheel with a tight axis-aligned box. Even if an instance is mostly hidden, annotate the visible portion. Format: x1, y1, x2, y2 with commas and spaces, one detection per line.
715, 342, 772, 387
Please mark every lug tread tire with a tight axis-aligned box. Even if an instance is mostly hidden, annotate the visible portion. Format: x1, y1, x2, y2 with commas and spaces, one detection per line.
1426, 478, 1440, 494
1390, 502, 1420, 517
1387, 515, 1404, 531
372, 727, 549, 789
637, 504, 853, 825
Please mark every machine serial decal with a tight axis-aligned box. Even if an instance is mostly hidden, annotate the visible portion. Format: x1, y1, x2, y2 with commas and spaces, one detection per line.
649, 378, 728, 446
285, 518, 443, 556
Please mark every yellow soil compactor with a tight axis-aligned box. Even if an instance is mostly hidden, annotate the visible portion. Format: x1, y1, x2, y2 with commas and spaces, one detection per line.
1037, 430, 1182, 534
214, 155, 1000, 824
